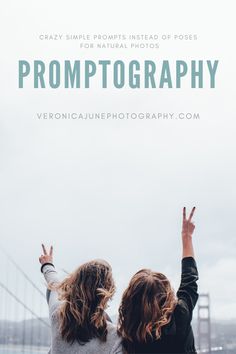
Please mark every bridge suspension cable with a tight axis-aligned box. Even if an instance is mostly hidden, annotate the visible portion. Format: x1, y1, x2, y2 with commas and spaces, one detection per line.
0, 281, 49, 328
0, 246, 45, 298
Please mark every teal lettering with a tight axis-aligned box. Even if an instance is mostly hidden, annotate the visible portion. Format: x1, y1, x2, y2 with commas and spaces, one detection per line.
207, 60, 219, 88
191, 60, 203, 88
18, 60, 30, 88
99, 60, 111, 88
144, 61, 156, 88
159, 61, 172, 88
129, 60, 140, 88
114, 60, 125, 88
34, 60, 46, 88
176, 61, 187, 88
65, 60, 80, 88
49, 61, 60, 88
85, 61, 96, 88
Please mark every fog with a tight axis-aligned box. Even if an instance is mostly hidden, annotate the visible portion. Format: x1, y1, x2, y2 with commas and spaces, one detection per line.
0, 0, 236, 320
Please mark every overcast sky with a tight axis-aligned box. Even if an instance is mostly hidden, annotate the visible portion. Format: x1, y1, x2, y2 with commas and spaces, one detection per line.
0, 0, 236, 322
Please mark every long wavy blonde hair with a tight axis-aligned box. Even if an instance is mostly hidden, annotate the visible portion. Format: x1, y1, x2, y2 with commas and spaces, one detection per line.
53, 259, 115, 344
118, 269, 177, 351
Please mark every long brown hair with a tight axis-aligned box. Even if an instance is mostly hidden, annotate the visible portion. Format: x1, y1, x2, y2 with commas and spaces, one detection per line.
118, 269, 176, 351
53, 259, 115, 344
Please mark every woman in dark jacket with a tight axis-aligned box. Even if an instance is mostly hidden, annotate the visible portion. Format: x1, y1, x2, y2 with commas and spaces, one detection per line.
118, 207, 199, 353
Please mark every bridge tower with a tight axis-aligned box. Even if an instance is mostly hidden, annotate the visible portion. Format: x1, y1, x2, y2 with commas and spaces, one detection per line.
198, 293, 211, 353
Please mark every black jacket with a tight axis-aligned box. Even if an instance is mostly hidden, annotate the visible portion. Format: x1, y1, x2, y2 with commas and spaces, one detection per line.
123, 257, 199, 353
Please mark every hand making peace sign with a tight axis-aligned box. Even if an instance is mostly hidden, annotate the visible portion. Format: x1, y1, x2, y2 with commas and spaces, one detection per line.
182, 207, 196, 239
39, 244, 54, 265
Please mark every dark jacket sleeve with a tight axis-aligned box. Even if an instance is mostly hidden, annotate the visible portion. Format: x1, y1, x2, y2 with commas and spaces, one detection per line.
177, 257, 199, 316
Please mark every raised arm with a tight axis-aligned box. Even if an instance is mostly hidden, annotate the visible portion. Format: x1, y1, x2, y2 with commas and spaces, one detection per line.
182, 207, 195, 259
177, 207, 198, 313
39, 244, 60, 315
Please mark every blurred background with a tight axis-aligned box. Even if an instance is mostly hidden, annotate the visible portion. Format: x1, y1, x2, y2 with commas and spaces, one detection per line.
0, 0, 236, 352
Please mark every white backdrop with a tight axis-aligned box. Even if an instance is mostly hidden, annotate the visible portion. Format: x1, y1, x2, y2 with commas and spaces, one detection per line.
0, 0, 236, 320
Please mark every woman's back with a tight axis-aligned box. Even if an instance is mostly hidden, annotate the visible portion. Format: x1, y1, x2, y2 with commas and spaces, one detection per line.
122, 257, 198, 353
50, 305, 122, 354
39, 251, 122, 354
118, 207, 198, 354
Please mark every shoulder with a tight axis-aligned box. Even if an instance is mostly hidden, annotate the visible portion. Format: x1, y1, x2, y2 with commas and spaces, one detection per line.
175, 299, 189, 316
175, 300, 191, 319
106, 322, 123, 353
173, 300, 195, 333
106, 321, 119, 338
50, 302, 62, 325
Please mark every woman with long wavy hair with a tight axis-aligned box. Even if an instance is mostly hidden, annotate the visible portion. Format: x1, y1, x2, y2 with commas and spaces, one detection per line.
39, 247, 122, 354
118, 207, 199, 353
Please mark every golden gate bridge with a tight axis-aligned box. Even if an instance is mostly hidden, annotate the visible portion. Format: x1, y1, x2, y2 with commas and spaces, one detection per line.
0, 247, 50, 353
0, 248, 233, 353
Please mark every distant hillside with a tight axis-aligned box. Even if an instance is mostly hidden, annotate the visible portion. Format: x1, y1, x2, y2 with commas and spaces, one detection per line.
0, 318, 50, 346
0, 317, 236, 349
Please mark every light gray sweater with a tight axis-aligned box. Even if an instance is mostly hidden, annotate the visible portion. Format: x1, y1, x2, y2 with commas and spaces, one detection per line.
42, 264, 122, 354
